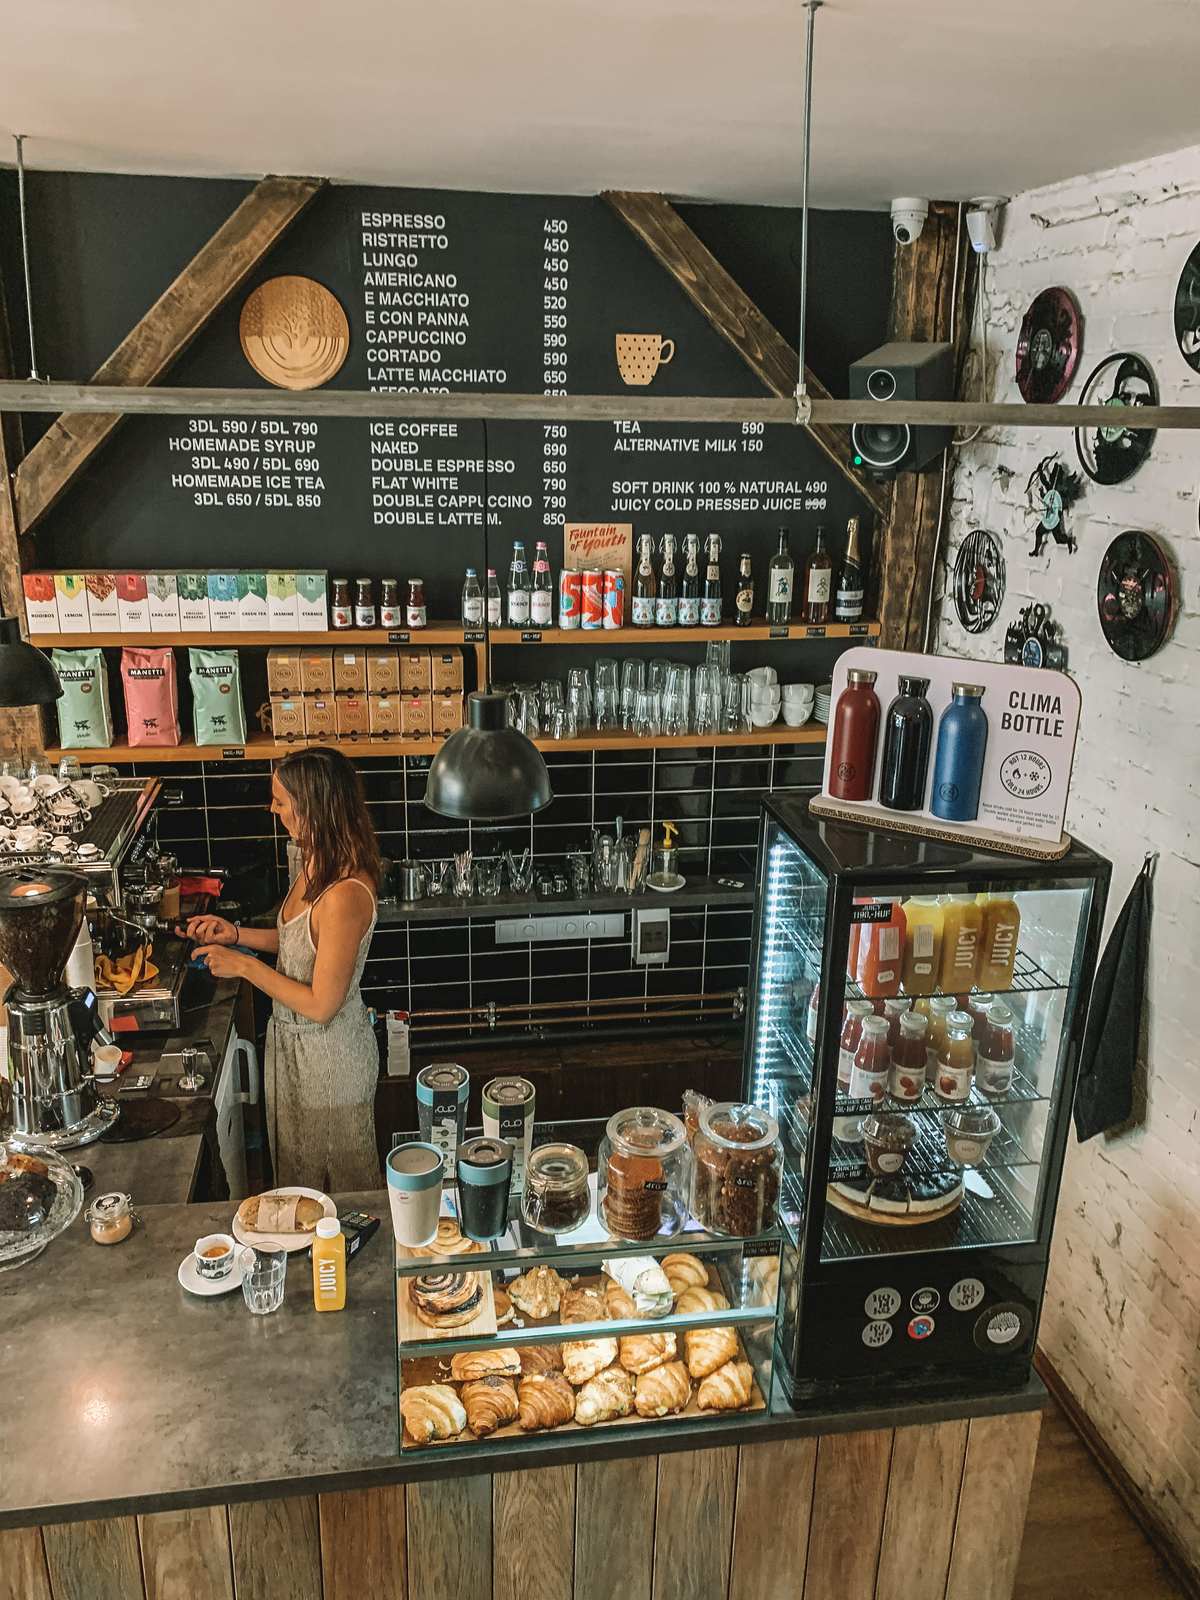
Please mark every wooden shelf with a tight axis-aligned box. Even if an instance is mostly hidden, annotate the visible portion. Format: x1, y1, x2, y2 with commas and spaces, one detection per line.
34, 626, 471, 648
490, 620, 879, 646
45, 723, 827, 766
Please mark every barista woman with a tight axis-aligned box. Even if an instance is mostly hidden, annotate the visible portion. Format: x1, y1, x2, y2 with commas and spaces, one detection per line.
182, 747, 381, 1191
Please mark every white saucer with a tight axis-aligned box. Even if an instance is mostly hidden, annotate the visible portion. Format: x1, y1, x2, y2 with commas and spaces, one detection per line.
232, 1186, 335, 1254
646, 873, 686, 893
177, 1252, 247, 1296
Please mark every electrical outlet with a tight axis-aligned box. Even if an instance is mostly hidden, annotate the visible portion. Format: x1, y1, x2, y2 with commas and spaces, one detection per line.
496, 914, 624, 944
632, 907, 670, 965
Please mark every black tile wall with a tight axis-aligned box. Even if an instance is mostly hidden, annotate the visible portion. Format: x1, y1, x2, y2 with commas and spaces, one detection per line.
130, 744, 823, 1024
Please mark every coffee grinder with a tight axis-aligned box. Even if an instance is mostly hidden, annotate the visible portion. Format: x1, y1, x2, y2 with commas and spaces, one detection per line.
0, 870, 119, 1149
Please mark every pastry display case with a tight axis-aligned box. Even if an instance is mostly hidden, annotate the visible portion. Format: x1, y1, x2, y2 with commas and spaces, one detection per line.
745, 795, 1108, 1404
393, 1118, 781, 1452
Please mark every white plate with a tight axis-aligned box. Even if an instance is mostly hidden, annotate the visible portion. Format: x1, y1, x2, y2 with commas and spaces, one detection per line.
232, 1186, 335, 1254
177, 1251, 247, 1296
646, 873, 686, 892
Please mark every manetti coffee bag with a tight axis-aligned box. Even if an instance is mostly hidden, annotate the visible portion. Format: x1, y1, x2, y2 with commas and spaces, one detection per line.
52, 648, 113, 749
120, 646, 180, 746
189, 648, 247, 746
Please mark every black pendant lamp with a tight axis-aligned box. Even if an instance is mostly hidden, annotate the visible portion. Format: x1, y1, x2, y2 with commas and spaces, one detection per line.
0, 616, 61, 707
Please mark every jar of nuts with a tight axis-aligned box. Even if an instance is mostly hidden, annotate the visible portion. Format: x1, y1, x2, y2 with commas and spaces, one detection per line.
691, 1102, 782, 1237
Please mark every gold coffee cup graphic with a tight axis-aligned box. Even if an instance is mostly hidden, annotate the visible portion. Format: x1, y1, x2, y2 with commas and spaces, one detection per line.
616, 332, 675, 386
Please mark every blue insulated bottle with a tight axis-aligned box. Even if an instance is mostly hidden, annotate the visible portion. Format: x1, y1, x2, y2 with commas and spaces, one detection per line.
930, 683, 988, 822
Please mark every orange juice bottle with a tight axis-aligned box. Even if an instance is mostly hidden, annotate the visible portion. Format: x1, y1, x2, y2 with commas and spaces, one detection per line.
977, 893, 1021, 990
939, 895, 982, 992
856, 901, 907, 999
934, 1010, 976, 1102
925, 994, 956, 1084
312, 1218, 347, 1312
901, 896, 943, 995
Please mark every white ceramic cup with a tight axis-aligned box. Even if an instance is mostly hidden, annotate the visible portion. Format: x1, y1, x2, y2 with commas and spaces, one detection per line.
92, 1043, 124, 1080
194, 1232, 238, 1281
782, 704, 812, 728
747, 666, 778, 689
386, 1142, 445, 1248
30, 775, 65, 797
8, 793, 37, 818
73, 780, 105, 810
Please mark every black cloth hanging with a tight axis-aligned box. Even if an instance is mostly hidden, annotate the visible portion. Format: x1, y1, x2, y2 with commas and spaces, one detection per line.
1073, 854, 1155, 1142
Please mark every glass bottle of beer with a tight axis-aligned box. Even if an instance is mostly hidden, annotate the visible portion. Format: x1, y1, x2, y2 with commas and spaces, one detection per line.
735, 552, 754, 626
679, 534, 701, 627
632, 534, 657, 628
835, 516, 865, 623
701, 534, 723, 626
803, 526, 833, 625
766, 529, 794, 624
656, 534, 679, 627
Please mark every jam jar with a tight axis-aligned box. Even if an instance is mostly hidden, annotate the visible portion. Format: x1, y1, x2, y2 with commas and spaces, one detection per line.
354, 577, 376, 628
379, 577, 402, 628
86, 1191, 134, 1245
521, 1143, 590, 1235
406, 578, 428, 629
599, 1106, 690, 1241
330, 577, 353, 630
690, 1102, 782, 1236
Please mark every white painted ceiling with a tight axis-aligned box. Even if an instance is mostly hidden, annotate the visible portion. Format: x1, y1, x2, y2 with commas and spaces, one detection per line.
2, 0, 1198, 207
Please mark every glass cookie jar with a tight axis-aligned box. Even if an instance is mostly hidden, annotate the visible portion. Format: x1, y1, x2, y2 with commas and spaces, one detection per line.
599, 1106, 691, 1241
690, 1102, 782, 1236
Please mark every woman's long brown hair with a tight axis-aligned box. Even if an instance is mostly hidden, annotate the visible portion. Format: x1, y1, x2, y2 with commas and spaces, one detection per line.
275, 746, 381, 901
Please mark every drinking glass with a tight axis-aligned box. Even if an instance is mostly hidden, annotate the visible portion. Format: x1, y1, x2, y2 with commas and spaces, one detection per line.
633, 689, 660, 740
647, 658, 670, 697
453, 850, 474, 897
620, 660, 645, 730
504, 847, 534, 893
427, 858, 452, 896
567, 852, 592, 897
567, 668, 592, 732
594, 660, 620, 731
56, 756, 83, 783
662, 666, 690, 737
475, 857, 502, 897
694, 664, 721, 735
241, 1246, 287, 1315
720, 672, 752, 735
539, 680, 564, 735
705, 640, 731, 675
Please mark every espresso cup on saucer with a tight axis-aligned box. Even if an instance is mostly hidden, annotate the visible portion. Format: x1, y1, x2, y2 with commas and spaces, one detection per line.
194, 1233, 238, 1281
73, 779, 105, 811
30, 774, 65, 798
49, 797, 90, 835
8, 792, 37, 819
13, 824, 45, 852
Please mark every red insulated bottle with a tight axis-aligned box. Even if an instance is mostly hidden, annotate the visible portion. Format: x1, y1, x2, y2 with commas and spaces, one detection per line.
828, 668, 881, 801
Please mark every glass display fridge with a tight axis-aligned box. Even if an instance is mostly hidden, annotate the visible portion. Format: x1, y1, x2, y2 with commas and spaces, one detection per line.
744, 795, 1109, 1405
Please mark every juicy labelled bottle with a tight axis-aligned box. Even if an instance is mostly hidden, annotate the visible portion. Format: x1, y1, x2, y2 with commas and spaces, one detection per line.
828, 669, 881, 802
977, 893, 1021, 989
939, 894, 982, 992
856, 901, 907, 999
930, 683, 988, 823
901, 895, 943, 995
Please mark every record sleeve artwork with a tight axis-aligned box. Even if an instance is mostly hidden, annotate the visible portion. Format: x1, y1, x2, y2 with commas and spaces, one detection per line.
1004, 603, 1068, 671
239, 276, 350, 390
1172, 240, 1200, 372
1026, 453, 1084, 557
952, 529, 1005, 634
1097, 531, 1177, 661
1016, 286, 1082, 403
1074, 353, 1157, 485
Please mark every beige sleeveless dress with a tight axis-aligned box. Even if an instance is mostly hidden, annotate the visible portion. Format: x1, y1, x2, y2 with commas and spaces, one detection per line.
263, 879, 381, 1193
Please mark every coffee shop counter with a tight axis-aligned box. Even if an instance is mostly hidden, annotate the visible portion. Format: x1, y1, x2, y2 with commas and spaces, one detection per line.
0, 1189, 1045, 1600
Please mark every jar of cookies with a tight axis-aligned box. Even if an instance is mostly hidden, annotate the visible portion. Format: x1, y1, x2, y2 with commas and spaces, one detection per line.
521, 1143, 590, 1235
599, 1106, 690, 1241
690, 1102, 782, 1237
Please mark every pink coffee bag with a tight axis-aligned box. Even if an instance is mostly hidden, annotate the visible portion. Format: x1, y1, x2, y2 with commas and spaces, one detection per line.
120, 646, 180, 746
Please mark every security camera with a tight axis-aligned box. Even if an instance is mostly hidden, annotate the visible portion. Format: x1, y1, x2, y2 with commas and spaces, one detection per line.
891, 198, 930, 245
966, 196, 1007, 254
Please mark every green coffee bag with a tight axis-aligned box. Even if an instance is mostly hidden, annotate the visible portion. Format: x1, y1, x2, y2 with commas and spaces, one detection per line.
189, 648, 247, 746
52, 648, 113, 749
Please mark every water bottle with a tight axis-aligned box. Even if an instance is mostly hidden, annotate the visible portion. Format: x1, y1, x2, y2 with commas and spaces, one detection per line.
930, 683, 988, 822
461, 568, 483, 626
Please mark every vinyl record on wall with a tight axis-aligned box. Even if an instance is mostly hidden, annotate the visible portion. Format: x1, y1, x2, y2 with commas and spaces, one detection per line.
1173, 240, 1200, 372
953, 528, 1006, 633
1096, 530, 1177, 660
1074, 353, 1157, 485
1016, 287, 1082, 403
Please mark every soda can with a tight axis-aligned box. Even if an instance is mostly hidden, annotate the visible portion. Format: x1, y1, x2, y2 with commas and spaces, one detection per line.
602, 570, 625, 629
559, 568, 582, 630
581, 569, 604, 630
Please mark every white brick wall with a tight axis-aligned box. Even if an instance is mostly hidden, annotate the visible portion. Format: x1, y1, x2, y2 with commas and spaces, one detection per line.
935, 144, 1200, 1565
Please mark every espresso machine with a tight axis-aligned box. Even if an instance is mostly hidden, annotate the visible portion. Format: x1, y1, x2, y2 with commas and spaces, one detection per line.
0, 870, 119, 1149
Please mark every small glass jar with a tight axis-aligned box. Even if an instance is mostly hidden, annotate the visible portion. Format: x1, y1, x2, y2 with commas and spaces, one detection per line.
691, 1102, 782, 1236
941, 1105, 1002, 1167
330, 577, 353, 630
406, 579, 427, 629
521, 1143, 590, 1235
379, 577, 402, 628
599, 1106, 690, 1241
861, 1112, 916, 1177
86, 1191, 134, 1245
354, 577, 376, 628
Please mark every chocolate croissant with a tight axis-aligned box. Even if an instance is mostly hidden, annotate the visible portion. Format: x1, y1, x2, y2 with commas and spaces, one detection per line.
684, 1324, 740, 1379
662, 1253, 709, 1296
461, 1376, 519, 1436
517, 1371, 576, 1431
634, 1359, 691, 1418
409, 1271, 484, 1329
562, 1336, 619, 1385
450, 1348, 521, 1381
603, 1281, 636, 1320
618, 1330, 676, 1375
400, 1383, 467, 1445
560, 1285, 609, 1325
575, 1365, 635, 1427
697, 1359, 755, 1413
519, 1343, 564, 1375
675, 1285, 730, 1314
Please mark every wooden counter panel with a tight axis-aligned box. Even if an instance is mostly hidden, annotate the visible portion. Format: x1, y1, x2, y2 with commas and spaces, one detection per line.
0, 1527, 51, 1600
653, 1445, 738, 1600
728, 1436, 817, 1600
406, 1472, 490, 1600
495, 1465, 576, 1600
803, 1427, 893, 1600
138, 1505, 233, 1600
319, 1485, 407, 1600
946, 1410, 1043, 1600
576, 1456, 657, 1600
876, 1419, 970, 1600
229, 1495, 322, 1600
41, 1516, 144, 1600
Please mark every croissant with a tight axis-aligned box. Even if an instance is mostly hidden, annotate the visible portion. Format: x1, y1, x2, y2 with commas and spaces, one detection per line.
461, 1376, 519, 1436
684, 1325, 740, 1379
697, 1360, 755, 1413
509, 1265, 567, 1319
618, 1330, 676, 1375
675, 1285, 730, 1314
400, 1383, 467, 1446
604, 1281, 636, 1320
519, 1343, 564, 1375
634, 1360, 691, 1418
662, 1253, 709, 1296
575, 1366, 635, 1427
517, 1371, 576, 1431
560, 1285, 609, 1325
562, 1336, 619, 1385
450, 1348, 521, 1381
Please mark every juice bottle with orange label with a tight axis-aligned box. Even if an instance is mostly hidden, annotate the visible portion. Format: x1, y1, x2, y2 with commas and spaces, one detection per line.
925, 994, 957, 1083
976, 893, 1021, 990
901, 895, 943, 995
939, 895, 982, 993
934, 1011, 976, 1102
856, 902, 907, 999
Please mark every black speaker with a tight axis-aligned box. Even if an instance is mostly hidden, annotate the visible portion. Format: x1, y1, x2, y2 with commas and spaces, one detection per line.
849, 341, 954, 478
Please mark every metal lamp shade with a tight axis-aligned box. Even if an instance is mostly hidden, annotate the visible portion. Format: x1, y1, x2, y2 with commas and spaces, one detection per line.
424, 691, 552, 820
0, 616, 62, 707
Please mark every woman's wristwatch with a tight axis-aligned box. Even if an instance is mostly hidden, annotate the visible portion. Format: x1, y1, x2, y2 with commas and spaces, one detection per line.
229, 922, 240, 945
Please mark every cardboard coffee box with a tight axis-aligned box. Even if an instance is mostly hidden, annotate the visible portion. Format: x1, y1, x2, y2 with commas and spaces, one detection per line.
431, 694, 464, 737
431, 648, 464, 693
83, 573, 120, 631
115, 573, 151, 632
22, 574, 59, 633
267, 648, 304, 697
333, 649, 368, 695
400, 695, 432, 738
54, 574, 90, 633
303, 696, 337, 741
369, 694, 402, 737
147, 574, 181, 632
335, 694, 370, 740
366, 649, 401, 695
399, 648, 432, 694
270, 697, 306, 743
299, 649, 334, 696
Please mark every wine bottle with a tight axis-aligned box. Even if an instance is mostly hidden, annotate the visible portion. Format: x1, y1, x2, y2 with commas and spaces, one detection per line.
766, 529, 794, 624
835, 516, 865, 623
803, 526, 833, 625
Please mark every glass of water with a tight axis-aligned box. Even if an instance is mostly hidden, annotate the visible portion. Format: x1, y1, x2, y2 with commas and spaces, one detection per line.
241, 1245, 287, 1315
